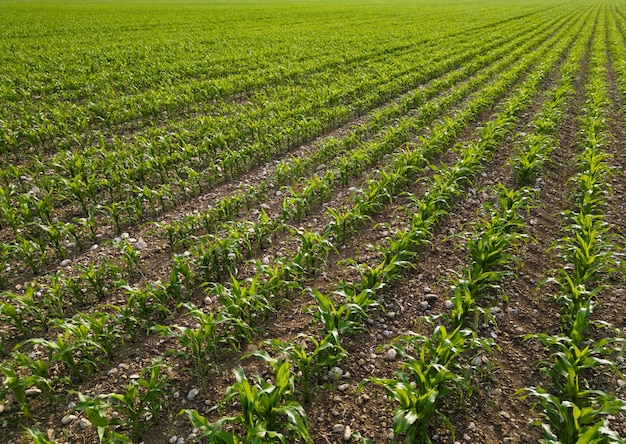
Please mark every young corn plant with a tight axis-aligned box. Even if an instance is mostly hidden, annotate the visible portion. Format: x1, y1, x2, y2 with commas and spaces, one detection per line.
252, 333, 347, 403
183, 361, 312, 443
365, 326, 481, 443
307, 288, 367, 344
70, 391, 132, 444
0, 364, 52, 418
154, 303, 228, 378
108, 359, 169, 439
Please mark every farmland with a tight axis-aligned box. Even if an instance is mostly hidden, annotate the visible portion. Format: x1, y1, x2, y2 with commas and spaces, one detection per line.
2, 0, 626, 442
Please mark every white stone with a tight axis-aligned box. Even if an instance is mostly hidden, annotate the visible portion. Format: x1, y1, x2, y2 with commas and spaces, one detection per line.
386, 348, 398, 361
333, 424, 344, 433
134, 238, 147, 250
343, 425, 352, 441
60, 259, 72, 267
61, 415, 77, 425
187, 388, 199, 400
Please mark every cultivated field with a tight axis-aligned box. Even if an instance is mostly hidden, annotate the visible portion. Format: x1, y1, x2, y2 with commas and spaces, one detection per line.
2, 0, 626, 442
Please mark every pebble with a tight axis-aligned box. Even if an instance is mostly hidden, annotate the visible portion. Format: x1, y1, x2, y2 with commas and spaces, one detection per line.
107, 368, 117, 376
67, 401, 76, 410
617, 379, 626, 389
262, 256, 270, 265
464, 434, 471, 441
444, 300, 454, 309
337, 383, 350, 392
507, 308, 519, 316
24, 388, 42, 397
386, 348, 398, 361
333, 424, 344, 433
425, 293, 438, 301
60, 259, 72, 267
386, 311, 396, 319
134, 238, 147, 250
329, 367, 343, 380
343, 425, 352, 441
503, 438, 514, 444
169, 437, 178, 444
61, 415, 77, 425
177, 438, 185, 444
420, 301, 429, 310
90, 244, 99, 251
423, 286, 432, 293
187, 388, 199, 400
78, 418, 91, 429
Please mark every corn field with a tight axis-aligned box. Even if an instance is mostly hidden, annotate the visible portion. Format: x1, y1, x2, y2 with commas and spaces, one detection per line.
2, 0, 626, 443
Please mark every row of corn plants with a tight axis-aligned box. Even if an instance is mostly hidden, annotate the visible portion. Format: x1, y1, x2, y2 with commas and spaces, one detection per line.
523, 16, 626, 442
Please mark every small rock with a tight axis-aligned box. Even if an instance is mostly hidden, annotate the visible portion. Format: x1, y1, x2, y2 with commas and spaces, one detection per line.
78, 418, 91, 429
338, 383, 349, 392
444, 300, 454, 309
329, 367, 343, 380
60, 259, 72, 267
177, 438, 184, 444
507, 308, 519, 316
90, 244, 99, 251
463, 434, 471, 441
107, 368, 117, 376
67, 401, 76, 410
343, 425, 352, 441
386, 311, 396, 319
61, 415, 77, 425
24, 388, 42, 397
357, 393, 371, 405
262, 256, 270, 265
423, 286, 432, 293
425, 293, 438, 301
617, 379, 626, 390
129, 374, 140, 380
187, 388, 199, 400
386, 348, 398, 361
420, 301, 429, 310
169, 437, 178, 444
134, 238, 147, 250
333, 424, 344, 433
46, 429, 55, 440
503, 438, 514, 444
